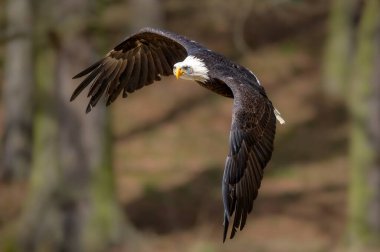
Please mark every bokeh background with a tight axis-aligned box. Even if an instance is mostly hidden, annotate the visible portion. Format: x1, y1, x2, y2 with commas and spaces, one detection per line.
0, 0, 379, 251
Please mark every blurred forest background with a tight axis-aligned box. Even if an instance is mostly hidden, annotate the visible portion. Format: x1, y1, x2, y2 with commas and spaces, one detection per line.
0, 0, 379, 251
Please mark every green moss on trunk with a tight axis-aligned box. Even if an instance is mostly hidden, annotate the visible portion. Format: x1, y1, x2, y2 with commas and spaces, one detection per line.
348, 0, 380, 248
323, 0, 354, 99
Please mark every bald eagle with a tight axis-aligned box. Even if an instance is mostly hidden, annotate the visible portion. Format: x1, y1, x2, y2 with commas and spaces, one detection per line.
71, 27, 285, 241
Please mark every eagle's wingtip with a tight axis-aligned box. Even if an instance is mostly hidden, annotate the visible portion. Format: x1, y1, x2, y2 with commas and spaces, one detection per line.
222, 213, 229, 242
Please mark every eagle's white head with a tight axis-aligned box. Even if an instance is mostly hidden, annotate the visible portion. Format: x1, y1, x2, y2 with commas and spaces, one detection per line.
173, 56, 209, 83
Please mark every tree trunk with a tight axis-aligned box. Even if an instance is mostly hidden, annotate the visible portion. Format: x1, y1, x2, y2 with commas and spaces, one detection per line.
18, 1, 124, 251
369, 1, 380, 236
348, 0, 380, 248
322, 0, 355, 100
18, 42, 60, 252
55, 25, 123, 251
1, 0, 34, 180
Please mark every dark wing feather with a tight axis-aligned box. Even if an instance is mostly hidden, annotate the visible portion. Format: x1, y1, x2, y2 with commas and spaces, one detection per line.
220, 78, 276, 242
71, 28, 195, 112
145, 47, 156, 84
127, 51, 141, 93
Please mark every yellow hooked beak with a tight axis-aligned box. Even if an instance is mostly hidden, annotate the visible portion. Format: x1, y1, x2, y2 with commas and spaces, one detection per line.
175, 67, 184, 79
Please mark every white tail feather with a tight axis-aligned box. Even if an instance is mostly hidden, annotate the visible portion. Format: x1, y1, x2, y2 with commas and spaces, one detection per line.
274, 108, 285, 125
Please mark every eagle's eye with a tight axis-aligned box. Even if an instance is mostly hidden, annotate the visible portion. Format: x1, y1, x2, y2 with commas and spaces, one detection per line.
183, 66, 193, 74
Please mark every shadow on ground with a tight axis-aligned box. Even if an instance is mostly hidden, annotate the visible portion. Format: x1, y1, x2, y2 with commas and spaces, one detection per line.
124, 167, 222, 234
124, 165, 346, 239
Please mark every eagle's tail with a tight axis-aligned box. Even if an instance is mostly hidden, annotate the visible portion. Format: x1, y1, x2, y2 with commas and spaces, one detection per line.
274, 108, 285, 125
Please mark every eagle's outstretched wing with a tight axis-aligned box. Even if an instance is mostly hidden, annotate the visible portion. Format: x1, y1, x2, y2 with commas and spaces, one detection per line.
219, 76, 276, 241
71, 28, 197, 112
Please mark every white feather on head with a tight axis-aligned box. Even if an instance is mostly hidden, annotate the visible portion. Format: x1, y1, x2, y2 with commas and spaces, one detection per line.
173, 56, 209, 82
